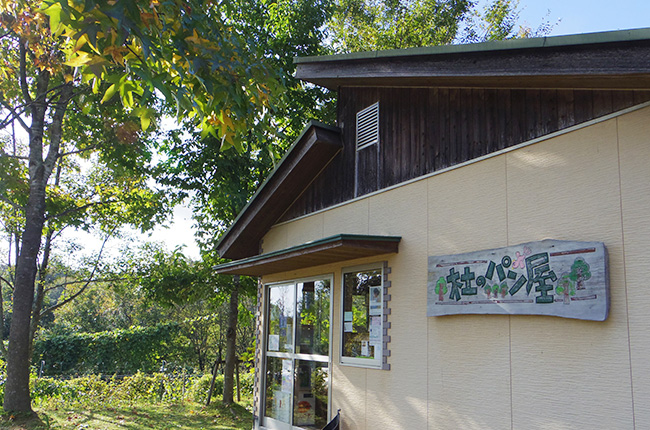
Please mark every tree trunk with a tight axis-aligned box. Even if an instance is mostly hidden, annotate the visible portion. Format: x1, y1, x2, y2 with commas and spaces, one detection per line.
222, 275, 240, 405
3, 69, 71, 413
3, 165, 47, 413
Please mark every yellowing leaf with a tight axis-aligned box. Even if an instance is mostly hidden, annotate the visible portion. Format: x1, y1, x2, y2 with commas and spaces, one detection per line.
134, 107, 156, 131
64, 51, 93, 68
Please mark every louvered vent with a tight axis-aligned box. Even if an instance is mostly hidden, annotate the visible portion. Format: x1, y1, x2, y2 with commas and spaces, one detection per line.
356, 102, 379, 151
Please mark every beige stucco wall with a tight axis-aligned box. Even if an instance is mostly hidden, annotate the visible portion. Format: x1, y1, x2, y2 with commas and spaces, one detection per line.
258, 104, 650, 429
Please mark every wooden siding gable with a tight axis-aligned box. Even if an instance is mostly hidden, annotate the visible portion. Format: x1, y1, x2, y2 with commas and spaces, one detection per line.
281, 88, 650, 222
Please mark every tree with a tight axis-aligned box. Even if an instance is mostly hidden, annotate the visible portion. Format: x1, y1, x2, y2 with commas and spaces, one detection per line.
569, 258, 591, 291
327, 0, 555, 53
328, 0, 472, 52
157, 0, 336, 405
0, 0, 279, 412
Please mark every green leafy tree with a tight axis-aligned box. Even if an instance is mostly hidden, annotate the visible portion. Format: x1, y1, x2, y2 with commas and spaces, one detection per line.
435, 276, 447, 301
328, 0, 472, 52
327, 0, 555, 52
556, 272, 576, 305
157, 0, 336, 405
461, 0, 556, 43
0, 0, 279, 412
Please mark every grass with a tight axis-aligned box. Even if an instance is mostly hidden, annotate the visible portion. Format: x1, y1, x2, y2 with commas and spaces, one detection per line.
0, 400, 253, 430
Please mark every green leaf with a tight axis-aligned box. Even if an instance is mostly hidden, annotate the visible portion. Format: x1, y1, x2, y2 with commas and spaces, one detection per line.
134, 107, 156, 131
101, 84, 118, 104
43, 2, 63, 35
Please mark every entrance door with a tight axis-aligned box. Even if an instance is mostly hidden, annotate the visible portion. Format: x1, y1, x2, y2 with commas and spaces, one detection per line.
263, 277, 331, 430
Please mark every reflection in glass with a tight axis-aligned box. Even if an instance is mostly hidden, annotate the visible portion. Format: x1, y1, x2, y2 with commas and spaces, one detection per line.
264, 357, 292, 423
293, 360, 329, 429
267, 284, 294, 353
342, 269, 382, 359
296, 280, 330, 356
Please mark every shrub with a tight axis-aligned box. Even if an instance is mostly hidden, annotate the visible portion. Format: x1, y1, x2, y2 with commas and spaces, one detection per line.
188, 373, 223, 404
33, 322, 181, 376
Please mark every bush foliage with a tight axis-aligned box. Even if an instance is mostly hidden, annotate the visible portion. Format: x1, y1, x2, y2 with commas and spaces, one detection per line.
33, 322, 181, 375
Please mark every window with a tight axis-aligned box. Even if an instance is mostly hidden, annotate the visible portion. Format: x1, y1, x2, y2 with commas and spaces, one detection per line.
341, 264, 384, 368
263, 277, 332, 430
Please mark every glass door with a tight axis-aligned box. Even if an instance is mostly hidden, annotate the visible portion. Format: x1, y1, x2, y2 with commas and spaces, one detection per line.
263, 277, 331, 430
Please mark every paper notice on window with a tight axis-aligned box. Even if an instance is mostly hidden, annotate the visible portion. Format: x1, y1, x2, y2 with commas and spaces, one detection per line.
268, 334, 280, 351
369, 316, 381, 341
369, 286, 382, 315
361, 340, 369, 357
344, 322, 353, 333
282, 359, 292, 393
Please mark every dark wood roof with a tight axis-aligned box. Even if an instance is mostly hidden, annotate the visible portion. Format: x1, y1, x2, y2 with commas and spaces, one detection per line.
214, 234, 401, 276
295, 28, 650, 90
215, 121, 342, 260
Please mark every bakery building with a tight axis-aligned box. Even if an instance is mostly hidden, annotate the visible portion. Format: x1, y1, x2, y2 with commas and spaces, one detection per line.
215, 29, 650, 429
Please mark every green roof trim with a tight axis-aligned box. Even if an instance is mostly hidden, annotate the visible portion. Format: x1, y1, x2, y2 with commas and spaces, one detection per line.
294, 27, 650, 64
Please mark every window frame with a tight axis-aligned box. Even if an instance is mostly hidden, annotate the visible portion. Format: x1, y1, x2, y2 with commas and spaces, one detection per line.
261, 274, 334, 430
339, 262, 384, 369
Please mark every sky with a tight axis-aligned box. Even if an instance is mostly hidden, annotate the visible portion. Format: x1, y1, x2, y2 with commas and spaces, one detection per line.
73, 0, 650, 262
511, 0, 650, 36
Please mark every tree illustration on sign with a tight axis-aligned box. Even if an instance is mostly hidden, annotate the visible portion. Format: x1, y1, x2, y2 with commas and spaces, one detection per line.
484, 282, 507, 299
556, 273, 576, 304
569, 258, 592, 290
484, 284, 494, 299
435, 277, 448, 302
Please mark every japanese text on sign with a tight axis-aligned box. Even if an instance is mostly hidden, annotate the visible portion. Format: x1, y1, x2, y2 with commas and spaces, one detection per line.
427, 240, 608, 321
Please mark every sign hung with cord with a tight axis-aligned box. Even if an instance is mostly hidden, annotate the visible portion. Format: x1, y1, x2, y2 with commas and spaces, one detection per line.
427, 240, 609, 321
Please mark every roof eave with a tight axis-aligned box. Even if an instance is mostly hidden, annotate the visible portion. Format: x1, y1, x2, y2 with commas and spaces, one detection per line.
295, 28, 650, 90
216, 121, 343, 260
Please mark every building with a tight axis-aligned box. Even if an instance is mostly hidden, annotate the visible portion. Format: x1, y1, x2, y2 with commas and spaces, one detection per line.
215, 29, 650, 429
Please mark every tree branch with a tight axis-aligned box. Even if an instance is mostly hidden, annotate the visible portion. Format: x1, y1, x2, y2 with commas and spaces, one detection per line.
43, 83, 73, 178
0, 193, 23, 211
44, 277, 126, 293
0, 150, 28, 160
46, 198, 119, 221
0, 275, 14, 291
19, 41, 33, 105
59, 145, 99, 158
0, 100, 30, 132
40, 228, 115, 316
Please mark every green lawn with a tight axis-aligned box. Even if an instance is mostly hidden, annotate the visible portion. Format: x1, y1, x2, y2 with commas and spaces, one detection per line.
1, 401, 252, 430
